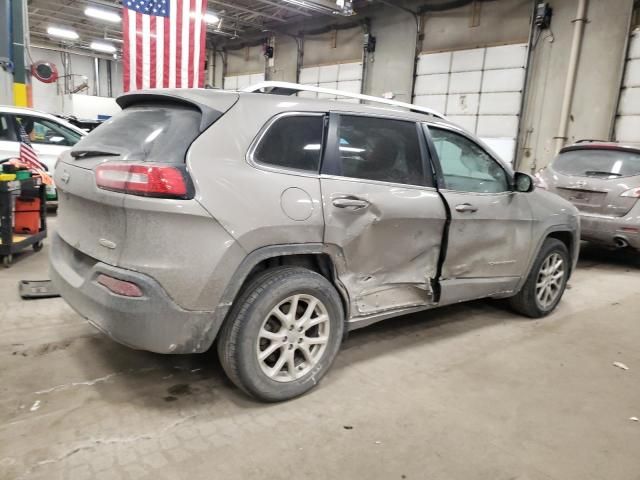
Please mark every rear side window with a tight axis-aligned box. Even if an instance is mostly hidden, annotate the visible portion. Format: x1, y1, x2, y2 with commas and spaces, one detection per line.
71, 104, 201, 162
15, 115, 81, 146
553, 149, 640, 178
334, 115, 426, 186
0, 114, 16, 141
252, 115, 324, 172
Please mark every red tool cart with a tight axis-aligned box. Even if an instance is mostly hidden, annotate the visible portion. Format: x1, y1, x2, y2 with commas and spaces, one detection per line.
0, 176, 47, 268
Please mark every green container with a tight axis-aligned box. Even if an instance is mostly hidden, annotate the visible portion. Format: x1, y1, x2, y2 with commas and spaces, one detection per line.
15, 170, 32, 180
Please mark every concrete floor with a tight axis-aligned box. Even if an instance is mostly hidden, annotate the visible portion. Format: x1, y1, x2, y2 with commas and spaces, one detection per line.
1, 217, 639, 480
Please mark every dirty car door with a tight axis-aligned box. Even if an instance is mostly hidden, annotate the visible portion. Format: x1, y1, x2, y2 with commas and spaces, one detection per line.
426, 125, 533, 303
321, 113, 447, 317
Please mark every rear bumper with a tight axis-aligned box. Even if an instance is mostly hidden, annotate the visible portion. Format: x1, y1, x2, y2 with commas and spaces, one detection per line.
50, 232, 221, 354
580, 211, 640, 249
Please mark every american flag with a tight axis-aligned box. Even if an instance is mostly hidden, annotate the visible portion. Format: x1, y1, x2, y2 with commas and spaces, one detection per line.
18, 125, 52, 185
123, 0, 208, 91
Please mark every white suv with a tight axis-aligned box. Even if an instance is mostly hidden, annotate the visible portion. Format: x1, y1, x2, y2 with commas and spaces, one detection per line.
0, 106, 86, 198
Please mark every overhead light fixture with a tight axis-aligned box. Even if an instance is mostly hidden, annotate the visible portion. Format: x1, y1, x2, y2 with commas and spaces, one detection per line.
85, 6, 121, 23
204, 12, 220, 24
90, 41, 116, 53
47, 26, 79, 40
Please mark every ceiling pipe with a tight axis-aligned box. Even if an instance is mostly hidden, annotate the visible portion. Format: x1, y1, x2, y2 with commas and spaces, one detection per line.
555, 0, 588, 154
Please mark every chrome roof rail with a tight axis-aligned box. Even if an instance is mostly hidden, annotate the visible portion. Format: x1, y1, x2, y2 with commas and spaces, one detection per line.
242, 81, 446, 120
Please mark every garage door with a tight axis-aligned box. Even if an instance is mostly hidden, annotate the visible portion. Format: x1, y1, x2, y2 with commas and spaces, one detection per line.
413, 43, 527, 164
615, 30, 640, 144
223, 72, 265, 90
298, 61, 362, 103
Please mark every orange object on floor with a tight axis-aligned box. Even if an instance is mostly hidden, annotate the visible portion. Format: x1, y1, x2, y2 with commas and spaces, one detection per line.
14, 198, 41, 234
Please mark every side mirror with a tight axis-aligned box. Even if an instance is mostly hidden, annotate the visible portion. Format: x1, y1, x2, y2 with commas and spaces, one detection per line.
514, 172, 535, 193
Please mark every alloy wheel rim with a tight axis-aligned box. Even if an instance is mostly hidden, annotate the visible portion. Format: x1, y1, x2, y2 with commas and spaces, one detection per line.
535, 252, 565, 309
256, 294, 330, 383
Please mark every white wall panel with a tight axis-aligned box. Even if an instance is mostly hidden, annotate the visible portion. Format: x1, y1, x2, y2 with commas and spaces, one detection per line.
414, 74, 449, 95
615, 116, 640, 142
299, 61, 362, 102
416, 52, 451, 75
477, 115, 519, 138
413, 94, 447, 112
479, 92, 521, 115
446, 93, 480, 115
447, 115, 477, 133
299, 67, 319, 84
338, 62, 362, 81
615, 32, 640, 143
623, 59, 640, 88
481, 138, 516, 163
484, 44, 527, 69
628, 31, 640, 59
449, 71, 482, 93
482, 68, 525, 92
451, 48, 484, 72
318, 64, 339, 82
223, 73, 264, 90
337, 80, 361, 94
414, 43, 527, 163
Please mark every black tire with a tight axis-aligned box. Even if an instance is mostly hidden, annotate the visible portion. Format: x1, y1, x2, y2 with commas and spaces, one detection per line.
509, 238, 570, 318
217, 266, 344, 402
33, 241, 43, 252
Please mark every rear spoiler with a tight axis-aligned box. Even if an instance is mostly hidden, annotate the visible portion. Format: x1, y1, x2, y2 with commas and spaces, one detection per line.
116, 90, 239, 132
560, 144, 640, 155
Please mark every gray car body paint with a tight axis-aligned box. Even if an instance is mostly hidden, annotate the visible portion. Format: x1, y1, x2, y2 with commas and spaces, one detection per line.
51, 89, 580, 354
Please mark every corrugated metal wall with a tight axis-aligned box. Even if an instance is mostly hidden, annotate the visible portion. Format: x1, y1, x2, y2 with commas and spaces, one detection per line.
413, 43, 527, 163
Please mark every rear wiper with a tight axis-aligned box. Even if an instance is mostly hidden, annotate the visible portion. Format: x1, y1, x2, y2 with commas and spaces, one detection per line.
584, 170, 622, 177
71, 149, 120, 159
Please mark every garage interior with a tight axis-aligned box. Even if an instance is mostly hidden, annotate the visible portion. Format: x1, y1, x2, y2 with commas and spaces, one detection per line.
1, 0, 640, 479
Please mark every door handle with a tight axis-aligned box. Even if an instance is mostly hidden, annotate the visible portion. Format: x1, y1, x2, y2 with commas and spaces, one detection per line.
455, 203, 478, 213
332, 197, 370, 210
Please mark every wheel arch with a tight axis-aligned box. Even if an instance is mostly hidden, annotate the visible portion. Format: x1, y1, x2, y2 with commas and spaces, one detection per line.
212, 244, 350, 337
516, 225, 578, 293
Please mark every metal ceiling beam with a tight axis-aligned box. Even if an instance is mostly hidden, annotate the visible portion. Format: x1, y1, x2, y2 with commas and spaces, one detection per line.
208, 0, 287, 22
250, 0, 312, 17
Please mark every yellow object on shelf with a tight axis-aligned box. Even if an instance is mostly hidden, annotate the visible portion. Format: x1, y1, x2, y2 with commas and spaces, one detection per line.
0, 173, 17, 182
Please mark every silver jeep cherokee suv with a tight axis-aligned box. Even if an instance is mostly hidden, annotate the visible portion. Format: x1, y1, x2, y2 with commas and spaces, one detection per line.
51, 84, 580, 401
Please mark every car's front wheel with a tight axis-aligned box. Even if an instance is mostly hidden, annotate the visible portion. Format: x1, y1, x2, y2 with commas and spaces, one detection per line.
217, 266, 344, 402
509, 238, 570, 318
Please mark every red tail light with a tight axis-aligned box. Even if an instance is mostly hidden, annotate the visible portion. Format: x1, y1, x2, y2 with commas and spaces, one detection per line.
95, 163, 188, 198
97, 274, 143, 297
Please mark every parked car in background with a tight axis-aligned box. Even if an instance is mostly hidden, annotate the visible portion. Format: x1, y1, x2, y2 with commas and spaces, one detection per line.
536, 141, 640, 251
0, 106, 86, 200
51, 83, 580, 402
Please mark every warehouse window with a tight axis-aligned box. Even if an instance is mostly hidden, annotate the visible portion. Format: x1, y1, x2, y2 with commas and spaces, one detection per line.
252, 115, 325, 172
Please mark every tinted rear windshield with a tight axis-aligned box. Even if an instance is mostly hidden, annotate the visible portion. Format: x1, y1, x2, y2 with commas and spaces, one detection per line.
71, 104, 201, 162
552, 149, 640, 178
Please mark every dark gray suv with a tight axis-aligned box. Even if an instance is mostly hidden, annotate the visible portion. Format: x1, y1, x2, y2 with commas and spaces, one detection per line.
51, 83, 580, 401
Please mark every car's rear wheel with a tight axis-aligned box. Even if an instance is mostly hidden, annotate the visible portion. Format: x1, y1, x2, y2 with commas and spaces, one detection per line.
217, 266, 344, 402
509, 238, 570, 318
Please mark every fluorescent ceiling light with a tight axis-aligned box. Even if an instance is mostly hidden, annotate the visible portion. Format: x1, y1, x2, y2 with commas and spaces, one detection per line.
204, 12, 220, 24
47, 26, 79, 40
90, 41, 116, 53
85, 6, 121, 23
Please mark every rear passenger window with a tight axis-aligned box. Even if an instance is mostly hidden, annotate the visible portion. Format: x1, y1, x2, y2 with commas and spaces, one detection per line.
335, 115, 426, 186
0, 114, 16, 142
253, 115, 324, 172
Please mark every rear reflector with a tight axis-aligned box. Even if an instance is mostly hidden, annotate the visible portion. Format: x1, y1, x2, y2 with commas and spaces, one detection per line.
95, 163, 188, 198
97, 274, 143, 297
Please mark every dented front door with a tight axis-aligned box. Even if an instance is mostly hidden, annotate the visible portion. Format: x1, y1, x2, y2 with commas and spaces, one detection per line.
321, 113, 447, 317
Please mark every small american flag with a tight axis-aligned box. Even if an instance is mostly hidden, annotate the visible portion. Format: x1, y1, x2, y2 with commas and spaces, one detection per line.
18, 125, 52, 185
123, 0, 208, 91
